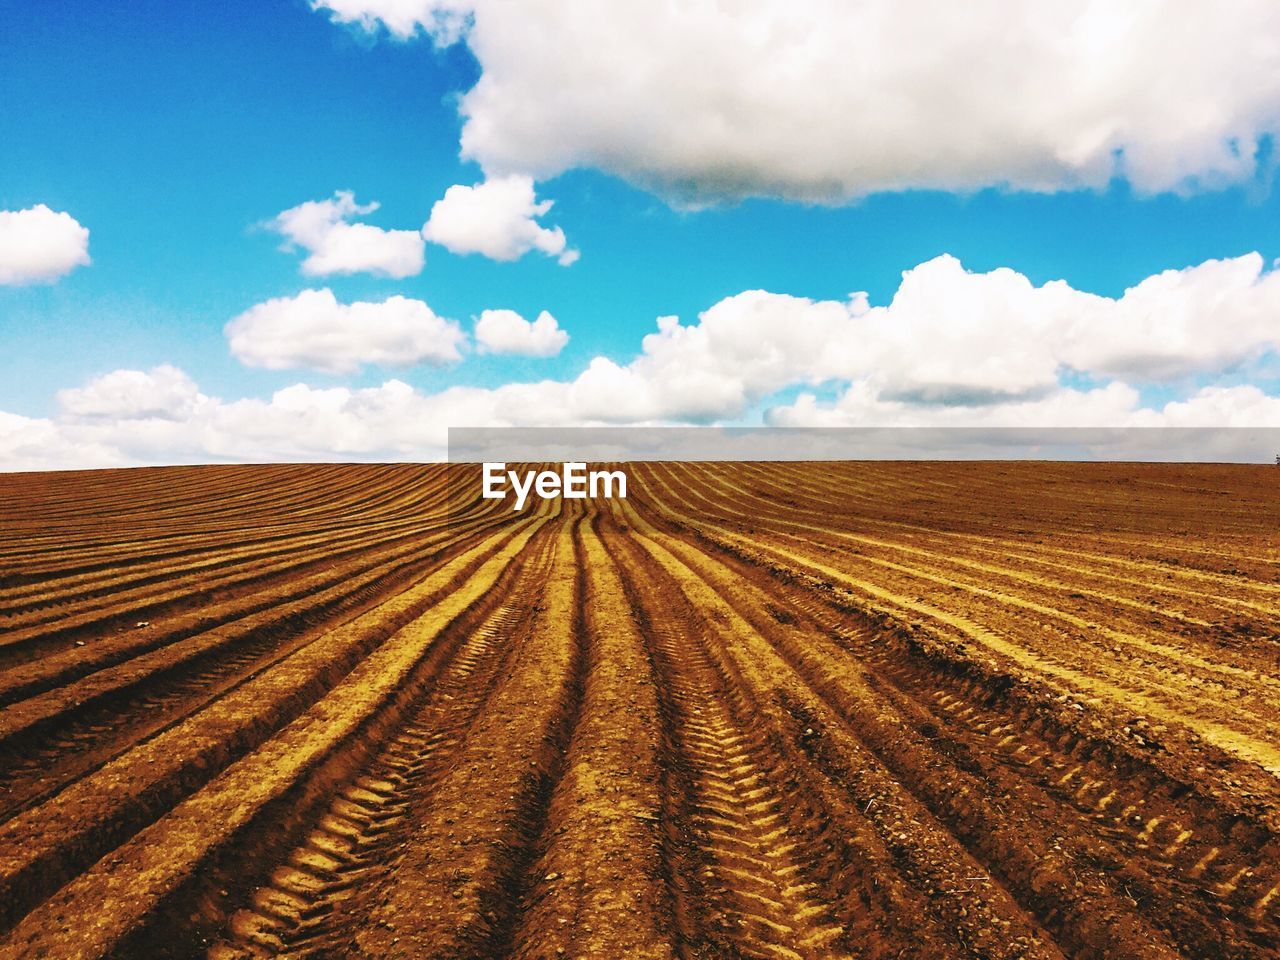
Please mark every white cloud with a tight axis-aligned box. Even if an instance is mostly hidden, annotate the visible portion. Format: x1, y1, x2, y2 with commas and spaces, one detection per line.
3, 378, 472, 468
225, 288, 465, 374
0, 205, 90, 285
56, 365, 208, 421
769, 382, 1280, 435
435, 251, 1280, 426
9, 374, 1279, 472
207, 380, 450, 460
474, 309, 568, 357
767, 381, 1147, 429
1138, 384, 1280, 427
310, 0, 470, 41
798, 253, 1280, 405
10, 253, 1280, 469
422, 176, 578, 264
311, 1, 1280, 203
1059, 255, 1280, 381
0, 411, 126, 472
569, 252, 1280, 423
270, 191, 425, 278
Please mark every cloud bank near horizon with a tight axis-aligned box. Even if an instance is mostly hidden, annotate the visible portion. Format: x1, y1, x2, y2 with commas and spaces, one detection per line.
7, 252, 1280, 470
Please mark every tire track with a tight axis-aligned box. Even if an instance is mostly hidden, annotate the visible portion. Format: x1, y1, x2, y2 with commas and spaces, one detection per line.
0, 511, 544, 943
615, 499, 1066, 960
632, 481, 1280, 955
205, 528, 558, 959
351, 508, 588, 959
614, 539, 851, 959
502, 509, 680, 960
1, 462, 1278, 960
0, 512, 510, 824
640, 462, 1280, 775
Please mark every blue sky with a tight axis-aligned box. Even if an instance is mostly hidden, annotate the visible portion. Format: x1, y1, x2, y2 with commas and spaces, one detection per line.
4, 1, 1280, 466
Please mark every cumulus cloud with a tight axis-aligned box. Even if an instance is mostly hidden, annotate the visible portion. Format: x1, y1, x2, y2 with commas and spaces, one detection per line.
270, 191, 425, 278
539, 251, 1280, 424
799, 253, 1280, 405
3, 378, 469, 469
346, 251, 1280, 428
56, 365, 208, 421
1059, 255, 1280, 381
0, 411, 126, 472
474, 309, 568, 357
422, 176, 578, 264
226, 288, 465, 374
310, 1, 1280, 203
0, 205, 90, 285
10, 253, 1280, 469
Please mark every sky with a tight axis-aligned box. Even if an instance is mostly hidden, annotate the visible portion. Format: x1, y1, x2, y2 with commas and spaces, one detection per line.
4, 0, 1280, 468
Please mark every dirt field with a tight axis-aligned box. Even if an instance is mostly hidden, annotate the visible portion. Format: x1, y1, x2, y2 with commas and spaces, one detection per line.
0, 461, 1277, 959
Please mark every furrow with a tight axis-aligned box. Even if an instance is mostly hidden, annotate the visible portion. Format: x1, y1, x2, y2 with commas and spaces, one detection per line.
204, 555, 548, 959
0, 513, 541, 944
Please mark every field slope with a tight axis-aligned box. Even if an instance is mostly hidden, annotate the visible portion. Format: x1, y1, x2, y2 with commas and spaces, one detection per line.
0, 461, 1277, 959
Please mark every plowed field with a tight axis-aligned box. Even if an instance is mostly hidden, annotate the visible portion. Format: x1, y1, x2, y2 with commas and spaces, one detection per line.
0, 461, 1277, 959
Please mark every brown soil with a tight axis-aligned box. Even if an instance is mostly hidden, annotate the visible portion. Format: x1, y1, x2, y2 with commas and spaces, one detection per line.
0, 461, 1276, 959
